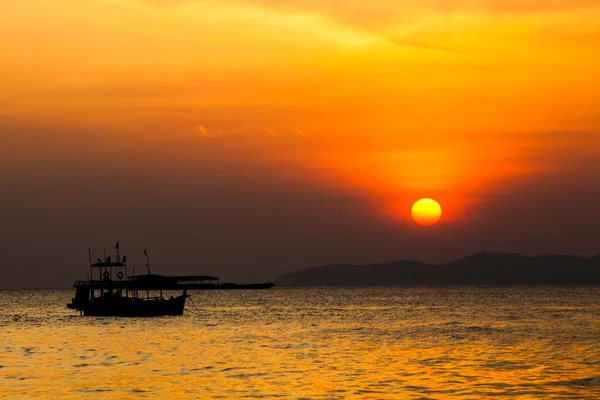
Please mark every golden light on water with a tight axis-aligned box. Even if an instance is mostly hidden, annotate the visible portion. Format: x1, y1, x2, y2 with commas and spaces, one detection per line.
2, 288, 599, 398
411, 198, 442, 226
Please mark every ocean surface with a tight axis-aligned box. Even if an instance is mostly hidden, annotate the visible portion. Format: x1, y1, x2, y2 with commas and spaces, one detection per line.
1, 287, 599, 399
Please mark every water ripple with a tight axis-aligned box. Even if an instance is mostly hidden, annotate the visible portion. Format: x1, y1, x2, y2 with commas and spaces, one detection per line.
0, 287, 599, 398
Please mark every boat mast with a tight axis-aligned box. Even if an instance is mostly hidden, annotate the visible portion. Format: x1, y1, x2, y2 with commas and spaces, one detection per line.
115, 241, 121, 281
88, 247, 94, 300
88, 247, 92, 281
144, 249, 152, 275
144, 249, 151, 300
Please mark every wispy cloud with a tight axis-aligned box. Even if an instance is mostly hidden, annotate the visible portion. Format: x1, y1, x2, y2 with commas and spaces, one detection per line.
262, 127, 278, 137
292, 127, 305, 137
387, 37, 466, 53
137, 0, 600, 33
197, 125, 211, 137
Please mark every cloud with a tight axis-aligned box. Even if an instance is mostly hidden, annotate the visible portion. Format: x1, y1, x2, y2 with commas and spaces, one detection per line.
136, 0, 600, 32
197, 125, 211, 137
262, 127, 277, 137
387, 37, 466, 53
292, 127, 305, 137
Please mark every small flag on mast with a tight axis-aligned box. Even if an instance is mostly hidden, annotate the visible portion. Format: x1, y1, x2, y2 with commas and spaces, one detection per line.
115, 241, 119, 250
144, 249, 147, 255
122, 255, 127, 263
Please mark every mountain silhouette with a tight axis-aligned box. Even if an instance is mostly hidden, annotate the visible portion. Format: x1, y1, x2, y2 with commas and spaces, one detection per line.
588, 253, 600, 266
275, 251, 600, 286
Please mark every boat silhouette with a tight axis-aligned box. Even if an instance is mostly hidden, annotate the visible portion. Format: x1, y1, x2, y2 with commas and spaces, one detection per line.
67, 245, 274, 317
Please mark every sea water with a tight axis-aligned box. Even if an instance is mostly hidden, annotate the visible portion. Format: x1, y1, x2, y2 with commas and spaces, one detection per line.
1, 287, 599, 399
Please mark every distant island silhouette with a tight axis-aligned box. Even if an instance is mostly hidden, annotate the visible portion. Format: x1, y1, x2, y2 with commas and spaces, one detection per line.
275, 251, 600, 286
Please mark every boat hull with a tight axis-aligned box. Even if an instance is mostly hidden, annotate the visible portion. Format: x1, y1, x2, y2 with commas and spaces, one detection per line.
68, 295, 187, 317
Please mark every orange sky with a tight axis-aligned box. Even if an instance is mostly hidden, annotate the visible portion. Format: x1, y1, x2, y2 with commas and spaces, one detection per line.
1, 0, 599, 287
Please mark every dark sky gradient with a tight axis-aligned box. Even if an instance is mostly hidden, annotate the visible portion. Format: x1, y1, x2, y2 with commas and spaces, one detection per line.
1, 124, 599, 289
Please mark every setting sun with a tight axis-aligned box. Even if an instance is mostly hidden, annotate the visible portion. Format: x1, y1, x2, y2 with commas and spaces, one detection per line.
411, 198, 442, 226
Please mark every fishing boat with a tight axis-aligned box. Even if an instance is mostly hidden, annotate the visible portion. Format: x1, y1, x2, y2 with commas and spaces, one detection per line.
67, 244, 275, 317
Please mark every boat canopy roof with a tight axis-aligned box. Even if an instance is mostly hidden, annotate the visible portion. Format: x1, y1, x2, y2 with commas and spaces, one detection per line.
92, 261, 126, 267
172, 275, 219, 281
130, 274, 219, 282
